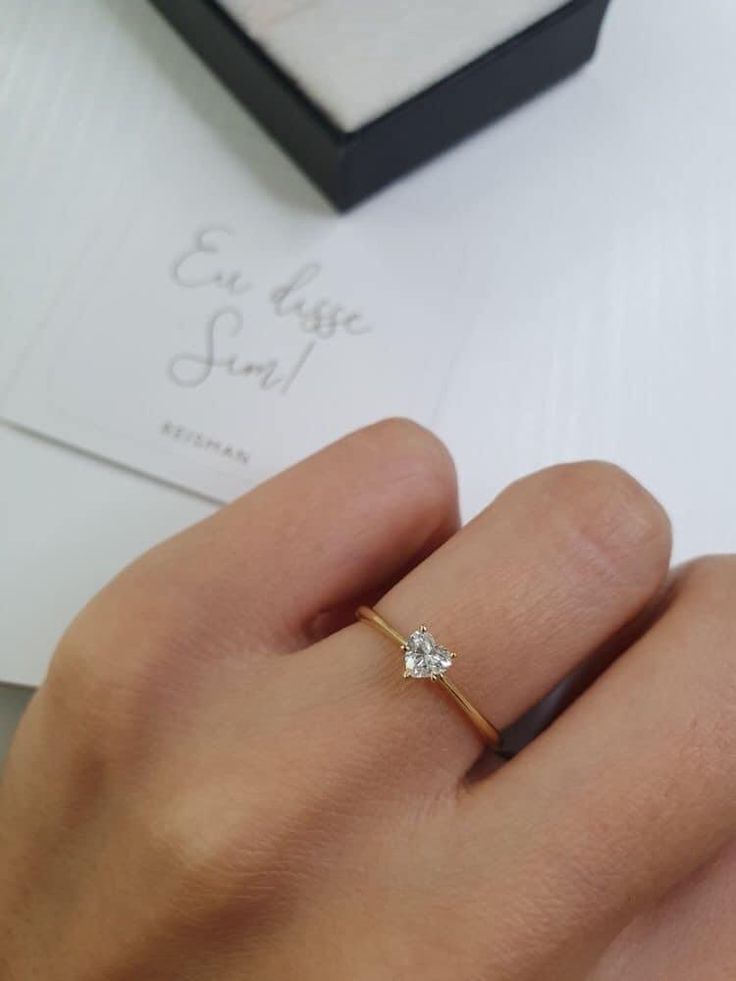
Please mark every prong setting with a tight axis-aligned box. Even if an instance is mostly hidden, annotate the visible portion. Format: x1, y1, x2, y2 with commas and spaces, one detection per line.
356, 606, 501, 749
403, 627, 454, 680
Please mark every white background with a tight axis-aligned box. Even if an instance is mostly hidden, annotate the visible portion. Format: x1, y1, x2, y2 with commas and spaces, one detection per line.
2, 0, 736, 754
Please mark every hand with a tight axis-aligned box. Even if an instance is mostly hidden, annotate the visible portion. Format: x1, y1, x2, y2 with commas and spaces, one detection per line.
2, 421, 735, 980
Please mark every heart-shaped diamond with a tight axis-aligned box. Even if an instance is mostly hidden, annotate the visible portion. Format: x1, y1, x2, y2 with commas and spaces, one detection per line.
403, 627, 453, 679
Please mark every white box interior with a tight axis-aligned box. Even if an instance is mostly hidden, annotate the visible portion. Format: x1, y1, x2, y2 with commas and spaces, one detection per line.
218, 0, 571, 132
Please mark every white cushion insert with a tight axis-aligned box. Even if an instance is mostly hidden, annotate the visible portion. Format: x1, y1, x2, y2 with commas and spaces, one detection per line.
217, 0, 571, 132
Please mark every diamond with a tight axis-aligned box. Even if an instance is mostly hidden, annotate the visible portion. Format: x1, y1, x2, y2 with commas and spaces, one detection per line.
403, 626, 454, 679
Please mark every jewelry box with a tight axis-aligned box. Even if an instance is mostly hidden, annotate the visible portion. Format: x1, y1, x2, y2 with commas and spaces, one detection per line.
150, 0, 612, 210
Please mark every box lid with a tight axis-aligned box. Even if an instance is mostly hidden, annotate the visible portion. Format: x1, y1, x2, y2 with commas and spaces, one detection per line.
218, 0, 571, 131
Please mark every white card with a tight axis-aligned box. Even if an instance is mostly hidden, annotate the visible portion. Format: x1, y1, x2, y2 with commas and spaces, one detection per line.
2, 185, 472, 502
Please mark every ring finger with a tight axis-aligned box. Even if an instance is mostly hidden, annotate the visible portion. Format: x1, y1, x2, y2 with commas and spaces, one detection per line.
309, 460, 672, 786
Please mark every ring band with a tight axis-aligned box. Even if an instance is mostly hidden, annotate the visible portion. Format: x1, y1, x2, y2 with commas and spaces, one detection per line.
356, 606, 502, 751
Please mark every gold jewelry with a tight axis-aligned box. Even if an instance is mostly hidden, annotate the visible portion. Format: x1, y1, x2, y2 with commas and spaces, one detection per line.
356, 606, 502, 750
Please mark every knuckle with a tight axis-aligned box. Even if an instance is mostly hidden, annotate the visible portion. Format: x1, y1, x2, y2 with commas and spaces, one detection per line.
358, 418, 457, 511
680, 553, 736, 593
363, 416, 436, 447
659, 557, 736, 767
46, 603, 186, 766
365, 417, 455, 474
45, 626, 114, 729
676, 555, 736, 623
153, 770, 322, 931
539, 461, 671, 582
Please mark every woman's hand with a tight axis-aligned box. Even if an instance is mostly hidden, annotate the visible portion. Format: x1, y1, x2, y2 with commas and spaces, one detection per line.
2, 420, 735, 980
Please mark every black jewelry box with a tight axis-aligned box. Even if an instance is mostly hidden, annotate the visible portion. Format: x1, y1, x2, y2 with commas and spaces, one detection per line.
150, 0, 612, 211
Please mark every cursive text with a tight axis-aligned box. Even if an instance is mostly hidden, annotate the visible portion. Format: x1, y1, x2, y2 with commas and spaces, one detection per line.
168, 307, 314, 394
171, 227, 251, 296
270, 262, 371, 338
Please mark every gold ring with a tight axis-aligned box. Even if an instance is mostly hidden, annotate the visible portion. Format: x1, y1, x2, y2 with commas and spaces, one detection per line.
356, 606, 502, 751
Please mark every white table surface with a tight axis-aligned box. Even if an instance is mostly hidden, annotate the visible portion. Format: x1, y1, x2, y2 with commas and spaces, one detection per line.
2, 0, 736, 748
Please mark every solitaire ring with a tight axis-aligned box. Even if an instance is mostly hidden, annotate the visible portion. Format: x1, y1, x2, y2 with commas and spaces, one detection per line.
356, 606, 502, 751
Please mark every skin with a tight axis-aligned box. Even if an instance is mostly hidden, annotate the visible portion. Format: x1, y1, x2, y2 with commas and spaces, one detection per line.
1, 419, 735, 979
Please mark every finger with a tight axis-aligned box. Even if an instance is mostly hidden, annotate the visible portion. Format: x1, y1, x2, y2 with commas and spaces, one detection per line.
75, 420, 458, 657
461, 556, 736, 974
316, 461, 671, 779
502, 582, 673, 757
592, 841, 736, 979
